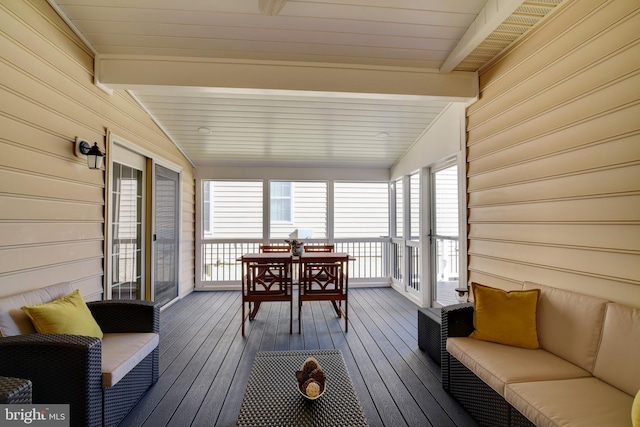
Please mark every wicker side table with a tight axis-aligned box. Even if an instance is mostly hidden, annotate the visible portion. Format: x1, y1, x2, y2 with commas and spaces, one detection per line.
418, 307, 442, 366
0, 376, 32, 404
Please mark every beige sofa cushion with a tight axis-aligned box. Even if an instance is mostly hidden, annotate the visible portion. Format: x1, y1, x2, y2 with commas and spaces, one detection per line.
593, 303, 640, 396
506, 377, 633, 427
523, 281, 608, 372
0, 282, 73, 337
102, 332, 159, 388
447, 337, 590, 395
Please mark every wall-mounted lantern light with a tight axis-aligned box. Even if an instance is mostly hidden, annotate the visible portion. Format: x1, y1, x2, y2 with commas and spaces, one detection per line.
75, 137, 105, 170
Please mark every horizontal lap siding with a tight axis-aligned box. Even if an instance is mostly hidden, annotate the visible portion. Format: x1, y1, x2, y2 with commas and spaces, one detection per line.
466, 0, 640, 305
0, 1, 195, 299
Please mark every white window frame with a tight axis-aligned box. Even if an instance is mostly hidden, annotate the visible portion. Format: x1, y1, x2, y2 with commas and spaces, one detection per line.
202, 180, 213, 235
428, 154, 468, 308
269, 181, 294, 224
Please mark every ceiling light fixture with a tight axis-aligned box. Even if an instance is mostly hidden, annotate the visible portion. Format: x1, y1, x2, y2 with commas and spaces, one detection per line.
198, 127, 211, 134
376, 132, 390, 138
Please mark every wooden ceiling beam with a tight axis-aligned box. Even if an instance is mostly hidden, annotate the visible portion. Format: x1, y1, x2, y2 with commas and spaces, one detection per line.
96, 55, 478, 101
440, 0, 525, 73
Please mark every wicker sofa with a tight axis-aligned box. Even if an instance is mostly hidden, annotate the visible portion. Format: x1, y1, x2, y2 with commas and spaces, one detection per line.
441, 281, 640, 427
0, 282, 159, 427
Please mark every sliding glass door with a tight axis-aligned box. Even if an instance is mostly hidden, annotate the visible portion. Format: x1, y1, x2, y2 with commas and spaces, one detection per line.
108, 141, 181, 305
153, 165, 180, 306
110, 158, 144, 301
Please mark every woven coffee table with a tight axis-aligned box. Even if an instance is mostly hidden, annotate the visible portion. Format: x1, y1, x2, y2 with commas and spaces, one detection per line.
0, 376, 32, 404
236, 349, 368, 426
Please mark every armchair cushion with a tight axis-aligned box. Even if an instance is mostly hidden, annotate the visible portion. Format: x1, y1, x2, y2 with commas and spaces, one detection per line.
470, 283, 540, 349
21, 290, 103, 339
102, 333, 159, 387
0, 282, 72, 337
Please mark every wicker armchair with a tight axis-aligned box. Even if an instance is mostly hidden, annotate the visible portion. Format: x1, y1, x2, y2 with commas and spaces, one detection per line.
0, 300, 159, 427
441, 303, 533, 427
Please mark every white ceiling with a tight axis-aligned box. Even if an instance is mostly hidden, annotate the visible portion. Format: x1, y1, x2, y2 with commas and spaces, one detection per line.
48, 0, 564, 168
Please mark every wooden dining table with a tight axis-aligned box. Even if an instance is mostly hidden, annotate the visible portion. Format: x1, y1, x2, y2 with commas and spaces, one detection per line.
238, 252, 354, 262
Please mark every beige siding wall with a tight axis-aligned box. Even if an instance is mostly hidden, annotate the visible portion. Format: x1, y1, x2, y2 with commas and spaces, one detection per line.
466, 0, 640, 307
0, 0, 195, 300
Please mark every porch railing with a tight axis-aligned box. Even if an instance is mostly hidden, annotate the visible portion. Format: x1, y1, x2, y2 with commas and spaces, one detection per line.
390, 238, 420, 292
434, 237, 460, 305
407, 241, 420, 292
200, 238, 390, 285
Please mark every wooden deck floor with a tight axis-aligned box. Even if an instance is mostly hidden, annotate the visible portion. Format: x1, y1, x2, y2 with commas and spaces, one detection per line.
119, 287, 478, 427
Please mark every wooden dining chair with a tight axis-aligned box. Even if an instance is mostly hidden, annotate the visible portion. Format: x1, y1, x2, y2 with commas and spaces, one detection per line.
298, 253, 349, 333
259, 245, 290, 253
301, 244, 335, 283
241, 254, 293, 336
304, 244, 335, 252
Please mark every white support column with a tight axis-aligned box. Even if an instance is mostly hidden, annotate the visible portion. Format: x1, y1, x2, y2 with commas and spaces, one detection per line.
263, 180, 271, 244
327, 181, 334, 244
420, 167, 432, 308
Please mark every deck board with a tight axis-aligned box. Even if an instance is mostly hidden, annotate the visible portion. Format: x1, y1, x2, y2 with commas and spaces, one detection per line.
119, 287, 479, 427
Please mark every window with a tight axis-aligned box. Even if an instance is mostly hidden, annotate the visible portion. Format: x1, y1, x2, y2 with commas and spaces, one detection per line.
334, 182, 388, 238
203, 181, 212, 234
434, 166, 459, 238
269, 181, 327, 239
395, 179, 403, 238
111, 162, 143, 301
202, 180, 263, 238
270, 181, 292, 223
410, 173, 420, 240
432, 163, 460, 306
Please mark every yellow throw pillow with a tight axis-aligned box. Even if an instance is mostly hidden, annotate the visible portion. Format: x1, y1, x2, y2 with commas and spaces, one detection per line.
632, 388, 640, 427
469, 282, 540, 349
21, 289, 103, 339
